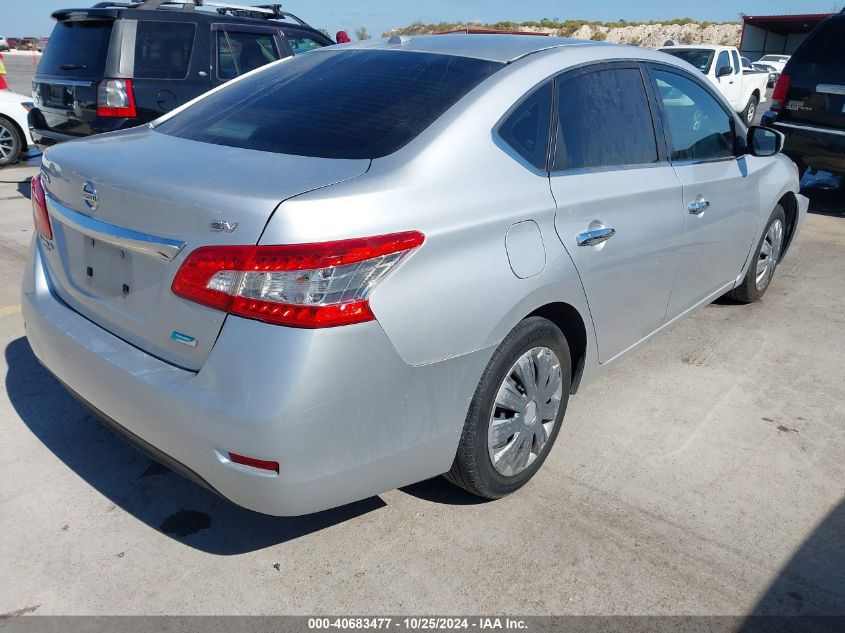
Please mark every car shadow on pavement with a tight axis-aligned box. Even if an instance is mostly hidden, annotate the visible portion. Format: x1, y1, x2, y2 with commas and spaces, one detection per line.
4, 336, 386, 555
399, 477, 492, 506
741, 499, 845, 628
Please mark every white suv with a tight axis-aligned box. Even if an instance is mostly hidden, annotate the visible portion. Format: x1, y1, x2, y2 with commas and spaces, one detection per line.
0, 36, 9, 52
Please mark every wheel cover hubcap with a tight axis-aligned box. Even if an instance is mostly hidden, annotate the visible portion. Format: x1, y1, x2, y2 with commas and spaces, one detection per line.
756, 218, 783, 291
488, 346, 563, 477
0, 126, 14, 160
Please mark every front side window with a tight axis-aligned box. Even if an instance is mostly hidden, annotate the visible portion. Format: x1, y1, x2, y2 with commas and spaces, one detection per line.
715, 50, 730, 74
286, 33, 326, 54
652, 69, 734, 162
499, 82, 552, 170
159, 50, 503, 159
134, 21, 195, 79
552, 67, 658, 172
217, 30, 280, 80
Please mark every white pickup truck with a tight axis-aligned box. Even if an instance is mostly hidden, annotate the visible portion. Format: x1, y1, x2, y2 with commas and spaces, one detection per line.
658, 44, 769, 125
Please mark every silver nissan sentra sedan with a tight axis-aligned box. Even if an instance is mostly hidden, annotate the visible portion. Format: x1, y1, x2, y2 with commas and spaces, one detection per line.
23, 35, 807, 516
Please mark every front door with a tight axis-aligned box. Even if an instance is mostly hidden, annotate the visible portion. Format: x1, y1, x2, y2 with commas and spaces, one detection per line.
648, 66, 760, 319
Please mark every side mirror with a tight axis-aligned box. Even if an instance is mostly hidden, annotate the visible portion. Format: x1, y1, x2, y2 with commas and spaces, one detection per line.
747, 126, 784, 157
717, 65, 733, 78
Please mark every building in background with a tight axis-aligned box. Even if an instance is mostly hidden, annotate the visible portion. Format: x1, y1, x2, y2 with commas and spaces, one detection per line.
740, 13, 832, 61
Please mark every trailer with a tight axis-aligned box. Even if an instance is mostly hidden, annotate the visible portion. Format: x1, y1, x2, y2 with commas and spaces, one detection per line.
740, 13, 832, 61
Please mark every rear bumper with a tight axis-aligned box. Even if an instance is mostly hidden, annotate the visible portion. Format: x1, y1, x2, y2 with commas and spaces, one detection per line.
27, 107, 136, 147
763, 113, 845, 174
22, 238, 490, 516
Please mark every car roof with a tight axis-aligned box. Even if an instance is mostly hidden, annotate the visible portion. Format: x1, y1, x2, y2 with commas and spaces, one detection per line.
52, 5, 326, 36
336, 33, 599, 63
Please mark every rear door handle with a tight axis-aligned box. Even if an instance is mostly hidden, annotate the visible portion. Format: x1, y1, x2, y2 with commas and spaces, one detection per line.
577, 227, 616, 247
688, 199, 711, 215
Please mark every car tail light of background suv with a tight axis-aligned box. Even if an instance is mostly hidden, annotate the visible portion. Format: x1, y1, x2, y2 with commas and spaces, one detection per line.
770, 74, 791, 113
97, 78, 137, 118
171, 231, 425, 328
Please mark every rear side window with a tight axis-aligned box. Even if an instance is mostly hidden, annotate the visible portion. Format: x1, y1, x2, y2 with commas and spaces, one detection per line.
552, 67, 658, 171
731, 50, 741, 74
217, 30, 280, 80
134, 21, 195, 79
793, 17, 845, 64
159, 50, 503, 159
499, 82, 552, 170
38, 20, 112, 77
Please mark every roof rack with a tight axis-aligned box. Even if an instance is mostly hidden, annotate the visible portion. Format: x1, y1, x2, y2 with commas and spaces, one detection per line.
91, 0, 311, 25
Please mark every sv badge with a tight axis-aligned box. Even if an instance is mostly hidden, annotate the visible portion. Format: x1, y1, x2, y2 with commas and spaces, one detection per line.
210, 220, 238, 233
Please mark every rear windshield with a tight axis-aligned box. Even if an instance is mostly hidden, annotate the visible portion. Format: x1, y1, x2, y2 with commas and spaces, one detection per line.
792, 17, 845, 64
662, 49, 715, 73
157, 50, 503, 159
39, 19, 113, 77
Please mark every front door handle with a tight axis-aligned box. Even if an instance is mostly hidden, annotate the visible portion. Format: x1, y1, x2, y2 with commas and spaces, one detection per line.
577, 227, 616, 247
688, 198, 711, 215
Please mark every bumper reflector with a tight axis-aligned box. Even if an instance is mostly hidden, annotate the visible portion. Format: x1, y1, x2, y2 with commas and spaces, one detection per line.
228, 452, 280, 474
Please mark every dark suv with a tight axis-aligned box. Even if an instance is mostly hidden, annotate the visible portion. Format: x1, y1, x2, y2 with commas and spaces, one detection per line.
28, 0, 333, 146
761, 10, 845, 178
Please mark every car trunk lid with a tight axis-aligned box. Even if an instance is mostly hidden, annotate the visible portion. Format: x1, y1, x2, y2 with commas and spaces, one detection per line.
39, 126, 370, 370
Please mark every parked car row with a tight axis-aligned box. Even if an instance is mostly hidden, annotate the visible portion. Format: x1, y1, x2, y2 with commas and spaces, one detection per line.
27, 0, 334, 149
0, 36, 48, 51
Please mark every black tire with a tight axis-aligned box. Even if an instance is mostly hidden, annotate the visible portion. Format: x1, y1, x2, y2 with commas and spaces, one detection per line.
742, 94, 759, 125
0, 117, 23, 167
445, 316, 571, 499
729, 205, 787, 304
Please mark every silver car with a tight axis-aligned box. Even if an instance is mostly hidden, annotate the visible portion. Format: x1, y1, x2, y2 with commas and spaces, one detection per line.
23, 35, 808, 516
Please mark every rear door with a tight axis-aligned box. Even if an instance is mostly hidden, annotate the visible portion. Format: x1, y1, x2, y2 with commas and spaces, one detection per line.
128, 16, 211, 116
779, 16, 845, 130
549, 63, 684, 363
32, 14, 115, 138
647, 65, 759, 318
211, 23, 289, 86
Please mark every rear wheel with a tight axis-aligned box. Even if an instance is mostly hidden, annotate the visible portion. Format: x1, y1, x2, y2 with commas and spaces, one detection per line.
742, 94, 759, 125
445, 317, 571, 499
0, 117, 23, 167
729, 205, 786, 304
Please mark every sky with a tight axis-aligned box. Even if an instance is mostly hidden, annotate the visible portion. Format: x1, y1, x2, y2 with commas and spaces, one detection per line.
1, 0, 841, 38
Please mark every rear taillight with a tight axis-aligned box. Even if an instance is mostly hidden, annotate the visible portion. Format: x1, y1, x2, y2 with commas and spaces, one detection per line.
770, 74, 791, 112
171, 231, 425, 328
97, 78, 137, 118
31, 174, 52, 240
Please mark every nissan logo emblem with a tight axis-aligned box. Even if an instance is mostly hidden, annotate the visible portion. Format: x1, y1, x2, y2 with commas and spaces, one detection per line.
82, 181, 99, 211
